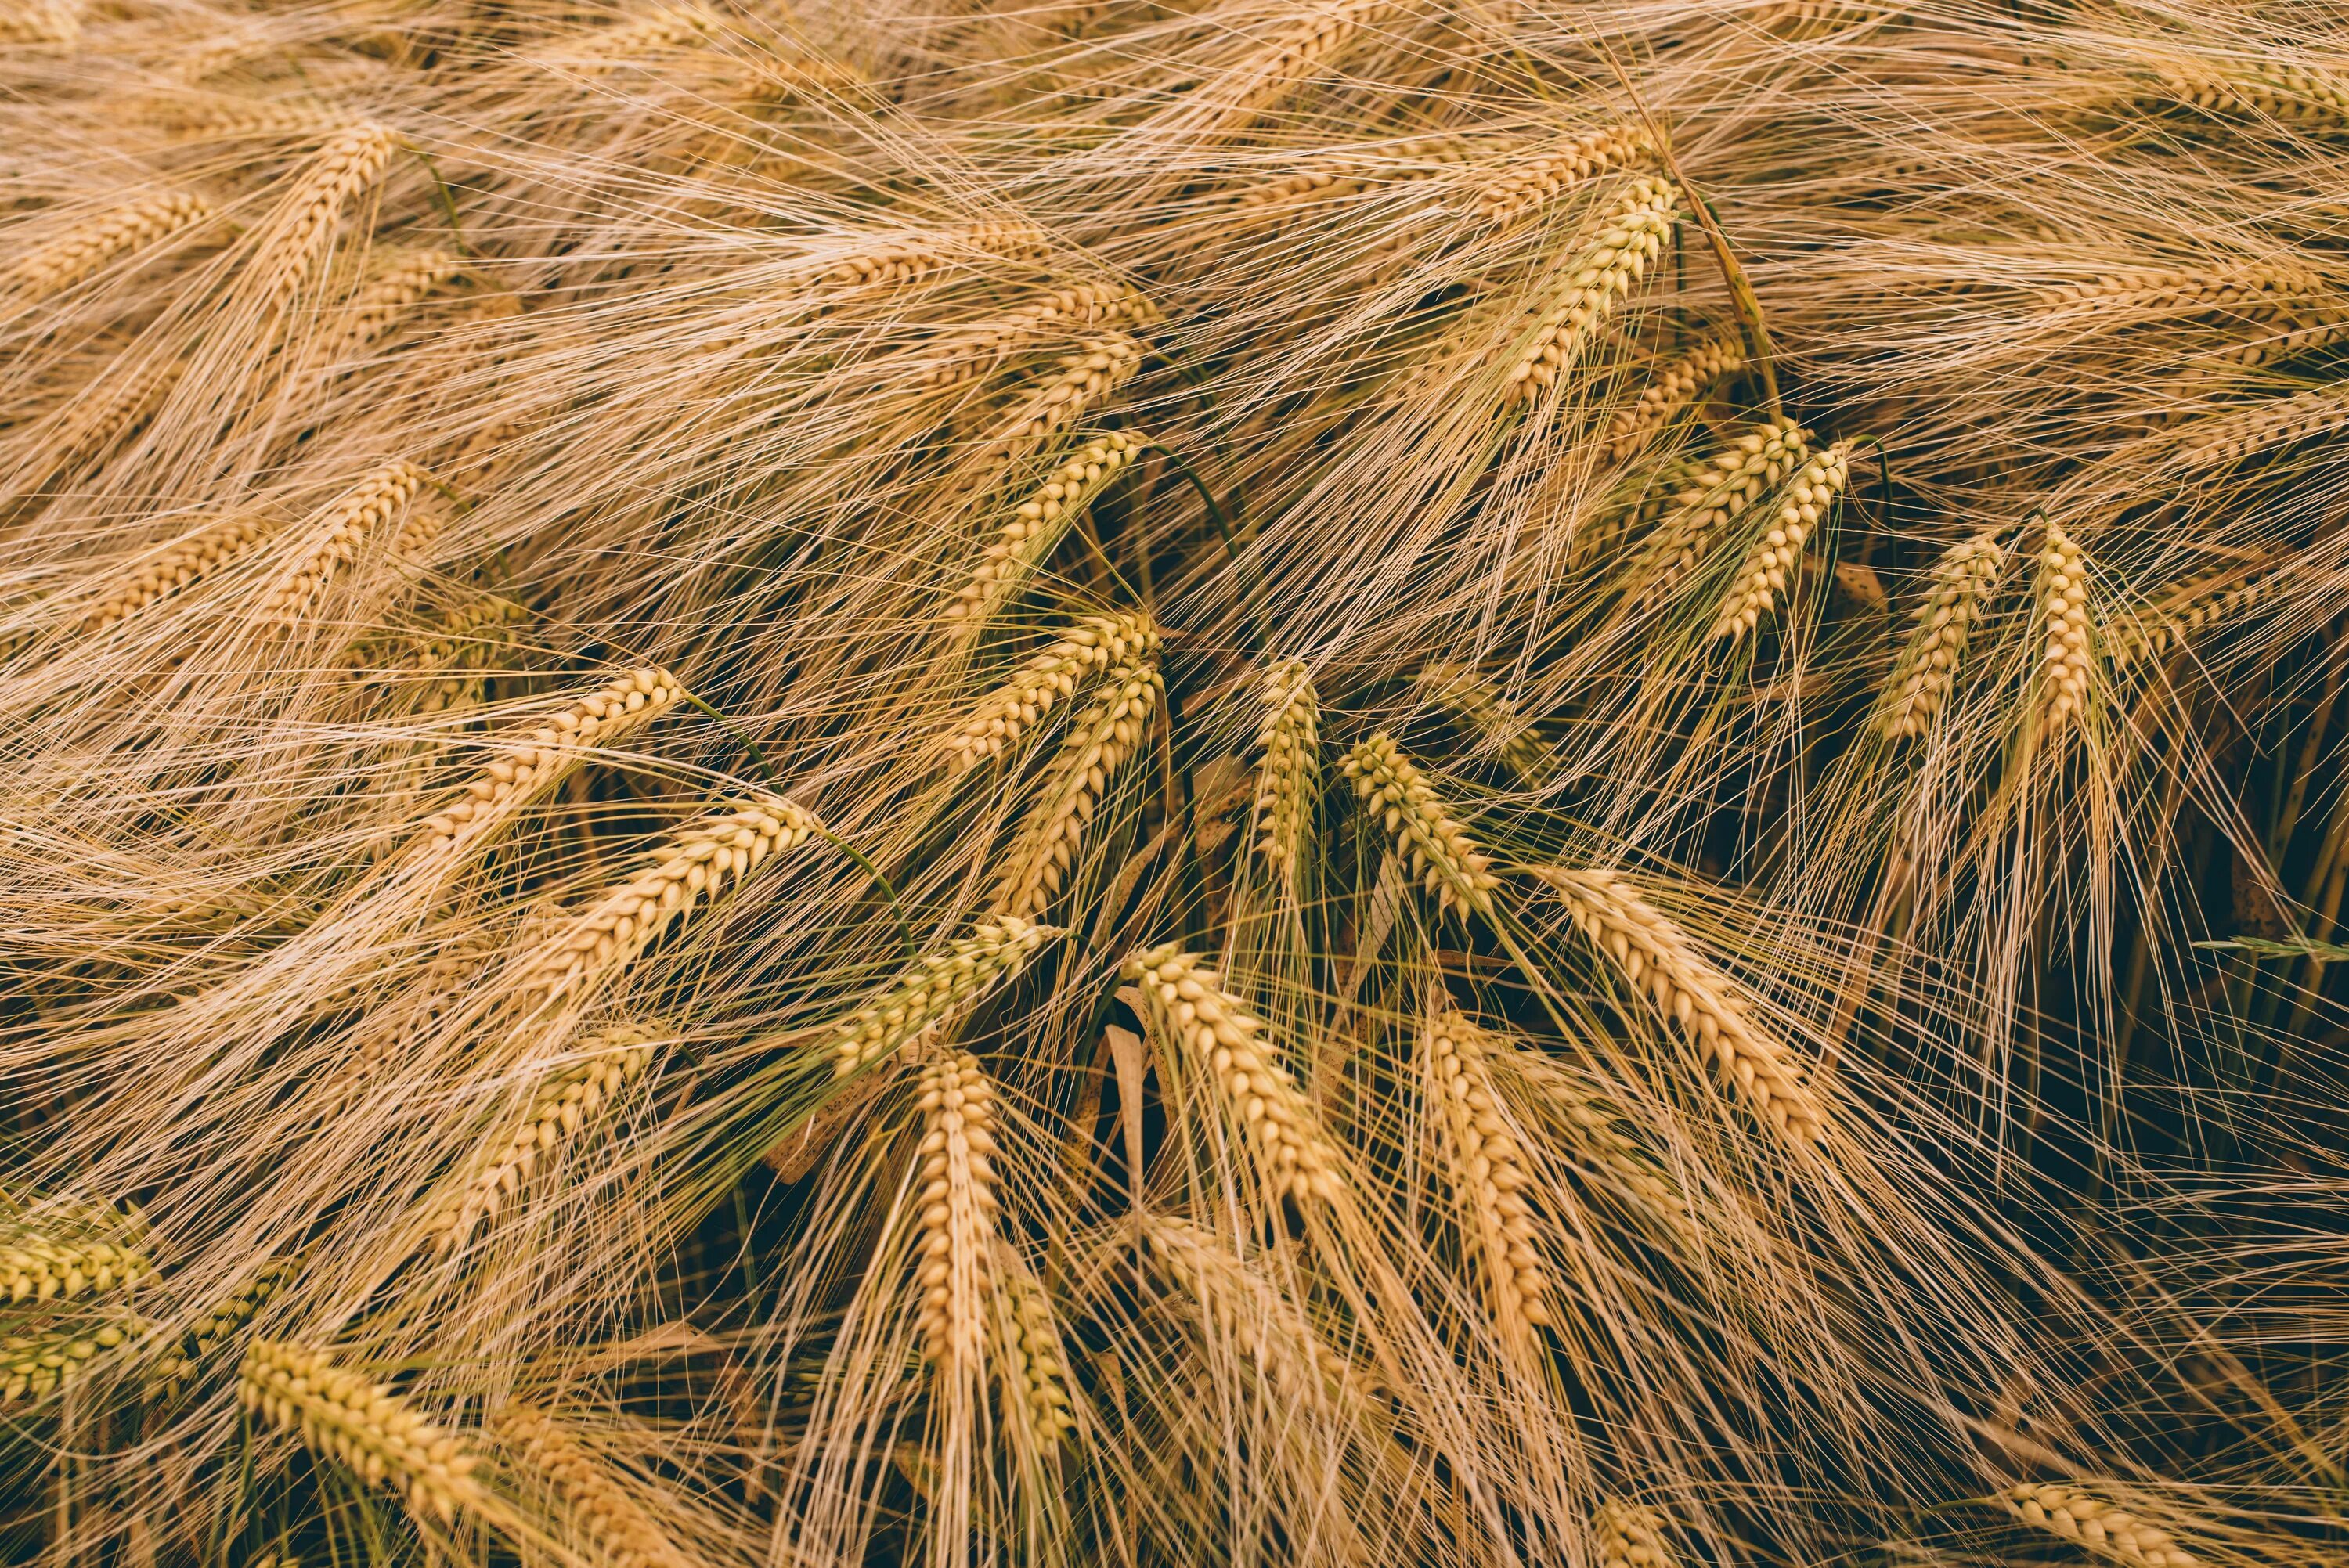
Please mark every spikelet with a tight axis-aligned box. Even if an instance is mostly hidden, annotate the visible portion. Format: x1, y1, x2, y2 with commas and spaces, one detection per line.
1339, 734, 1499, 920
921, 286, 1161, 390
2, 191, 215, 304
1, 1227, 151, 1303
421, 1023, 665, 1253
914, 1051, 1001, 1382
1474, 122, 1661, 223
1140, 1217, 1353, 1404
1534, 867, 1827, 1147
1413, 662, 1546, 780
1422, 1012, 1552, 1354
238, 1339, 482, 1523
1499, 176, 1681, 404
1605, 334, 1746, 461
400, 669, 685, 872
2, 1314, 145, 1405
514, 791, 817, 1012
2134, 61, 2349, 130
74, 517, 273, 636
2178, 315, 2349, 387
1250, 659, 1319, 892
1878, 527, 2008, 741
2033, 521, 2093, 745
977, 333, 1146, 463
1709, 439, 1853, 643
244, 121, 402, 323
731, 52, 871, 102
944, 611, 1160, 767
0, 0, 80, 44
302, 249, 464, 376
2109, 563, 2272, 669
496, 1402, 694, 1568
944, 431, 1146, 634
256, 461, 438, 628
817, 221, 1051, 292
2177, 383, 2349, 469
2035, 261, 2331, 317
828, 916, 1059, 1076
992, 1248, 1076, 1447
2003, 1483, 2198, 1568
991, 662, 1162, 918
1121, 945, 1346, 1206
152, 1256, 305, 1399
1593, 1499, 1683, 1568
1634, 420, 1810, 608
354, 589, 532, 712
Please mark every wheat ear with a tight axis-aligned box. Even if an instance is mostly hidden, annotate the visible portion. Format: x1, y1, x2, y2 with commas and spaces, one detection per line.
1633, 420, 1810, 609
153, 1256, 305, 1399
992, 1245, 1076, 1447
1422, 1011, 1552, 1354
2003, 1483, 2198, 1568
2109, 562, 2272, 669
1508, 1054, 1683, 1222
74, 516, 272, 636
1250, 658, 1320, 892
2036, 261, 2331, 316
2136, 60, 2349, 129
3, 190, 215, 303
2177, 383, 2349, 470
944, 611, 1160, 767
239, 1339, 482, 1523
1605, 333, 1746, 462
1593, 1499, 1683, 1568
1339, 734, 1499, 921
244, 121, 402, 324
944, 431, 1146, 636
352, 589, 532, 712
2, 1227, 152, 1303
421, 1022, 665, 1253
1221, 0, 1400, 117
1474, 122, 1661, 223
40, 355, 183, 483
991, 661, 1163, 918
1140, 1217, 1354, 1405
1498, 176, 1681, 405
514, 792, 817, 1012
1122, 945, 1346, 1206
818, 221, 1052, 294
976, 334, 1146, 463
1413, 662, 1546, 781
0, 0, 79, 44
1709, 439, 1854, 643
304, 248, 464, 375
3, 1313, 146, 1404
258, 460, 441, 629
401, 669, 685, 872
921, 286, 1161, 390
1230, 131, 1478, 213
2033, 521, 2093, 746
1534, 867, 1827, 1147
1879, 527, 2008, 741
915, 1050, 1001, 1383
495, 1401, 693, 1568
829, 915, 1060, 1076
533, 2, 716, 70
139, 94, 356, 144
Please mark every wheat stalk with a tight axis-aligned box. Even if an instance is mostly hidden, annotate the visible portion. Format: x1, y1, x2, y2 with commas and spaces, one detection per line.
2033, 521, 2093, 747
991, 661, 1162, 918
2003, 1483, 2198, 1568
1878, 527, 2008, 741
914, 1049, 1001, 1383
1498, 176, 1682, 405
1422, 1011, 1552, 1354
3, 191, 215, 304
1474, 123, 1661, 224
1593, 1499, 1683, 1568
73, 516, 272, 636
1709, 439, 1853, 643
256, 460, 440, 629
1604, 333, 1746, 462
1534, 867, 1827, 1147
2, 1313, 145, 1405
944, 611, 1160, 768
496, 1400, 695, 1568
1339, 733, 1499, 921
514, 792, 816, 1013
1122, 945, 1346, 1206
944, 431, 1147, 635
976, 334, 1146, 463
239, 1339, 483, 1523
829, 915, 1059, 1076
1249, 658, 1320, 892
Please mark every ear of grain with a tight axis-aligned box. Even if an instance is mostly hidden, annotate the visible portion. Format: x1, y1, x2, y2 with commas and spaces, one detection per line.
2003, 1483, 2199, 1568
991, 1244, 1076, 1448
1497, 177, 1682, 405
1506, 1053, 1683, 1224
1878, 527, 2008, 741
258, 460, 441, 629
829, 916, 1060, 1076
1422, 1011, 1552, 1356
1121, 945, 1346, 1206
138, 93, 357, 144
1250, 658, 1320, 893
817, 221, 1052, 295
1339, 733, 1499, 921
2033, 521, 2093, 745
1593, 1499, 1683, 1568
991, 661, 1162, 918
0, 0, 81, 44
238, 1339, 482, 1523
2176, 383, 2349, 469
533, 3, 717, 72
243, 121, 402, 326
2036, 261, 2331, 317
2133, 60, 2349, 129
915, 1050, 1001, 1385
1230, 131, 1480, 215
74, 517, 273, 636
1219, 0, 1402, 118
944, 431, 1146, 636
1413, 662, 1546, 781
1633, 420, 1810, 610
152, 1255, 305, 1399
31, 354, 184, 487
2, 1312, 146, 1405
3, 191, 215, 304
1534, 867, 1827, 1148
1604, 333, 1746, 462
976, 333, 1146, 464
2109, 561, 2272, 668
921, 287, 1161, 391
496, 1400, 695, 1568
303, 249, 465, 378
1474, 123, 1661, 224
514, 791, 817, 1013
1, 1227, 152, 1303
1709, 439, 1854, 643
350, 588, 532, 712
1140, 1217, 1354, 1406
944, 611, 1160, 767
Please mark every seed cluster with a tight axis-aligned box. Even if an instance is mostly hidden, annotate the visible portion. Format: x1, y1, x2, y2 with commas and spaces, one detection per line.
1880, 527, 2008, 741
247, 121, 402, 321
2178, 383, 2349, 470
153, 1255, 304, 1398
1593, 1499, 1682, 1568
496, 1401, 695, 1568
1423, 1012, 1552, 1351
258, 461, 438, 628
922, 286, 1161, 389
1123, 945, 1345, 1206
3, 1314, 145, 1404
1605, 334, 1747, 461
830, 916, 1059, 1076
1250, 659, 1321, 892
2035, 522, 2093, 742
993, 662, 1162, 918
4, 190, 214, 303
1636, 420, 1810, 607
914, 1051, 1001, 1380
1340, 733, 1499, 920
817, 221, 1051, 291
306, 249, 465, 376
75, 516, 272, 636
1709, 439, 1853, 643
945, 611, 1160, 767
1141, 1217, 1353, 1404
239, 1339, 482, 1523
980, 333, 1146, 462
2004, 1483, 2198, 1568
945, 431, 1147, 633
1500, 177, 1682, 402
1474, 123, 1660, 222
1414, 662, 1546, 781
1, 1231, 150, 1303
2038, 261, 2329, 316
2110, 564, 2272, 669
994, 1256, 1077, 1447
